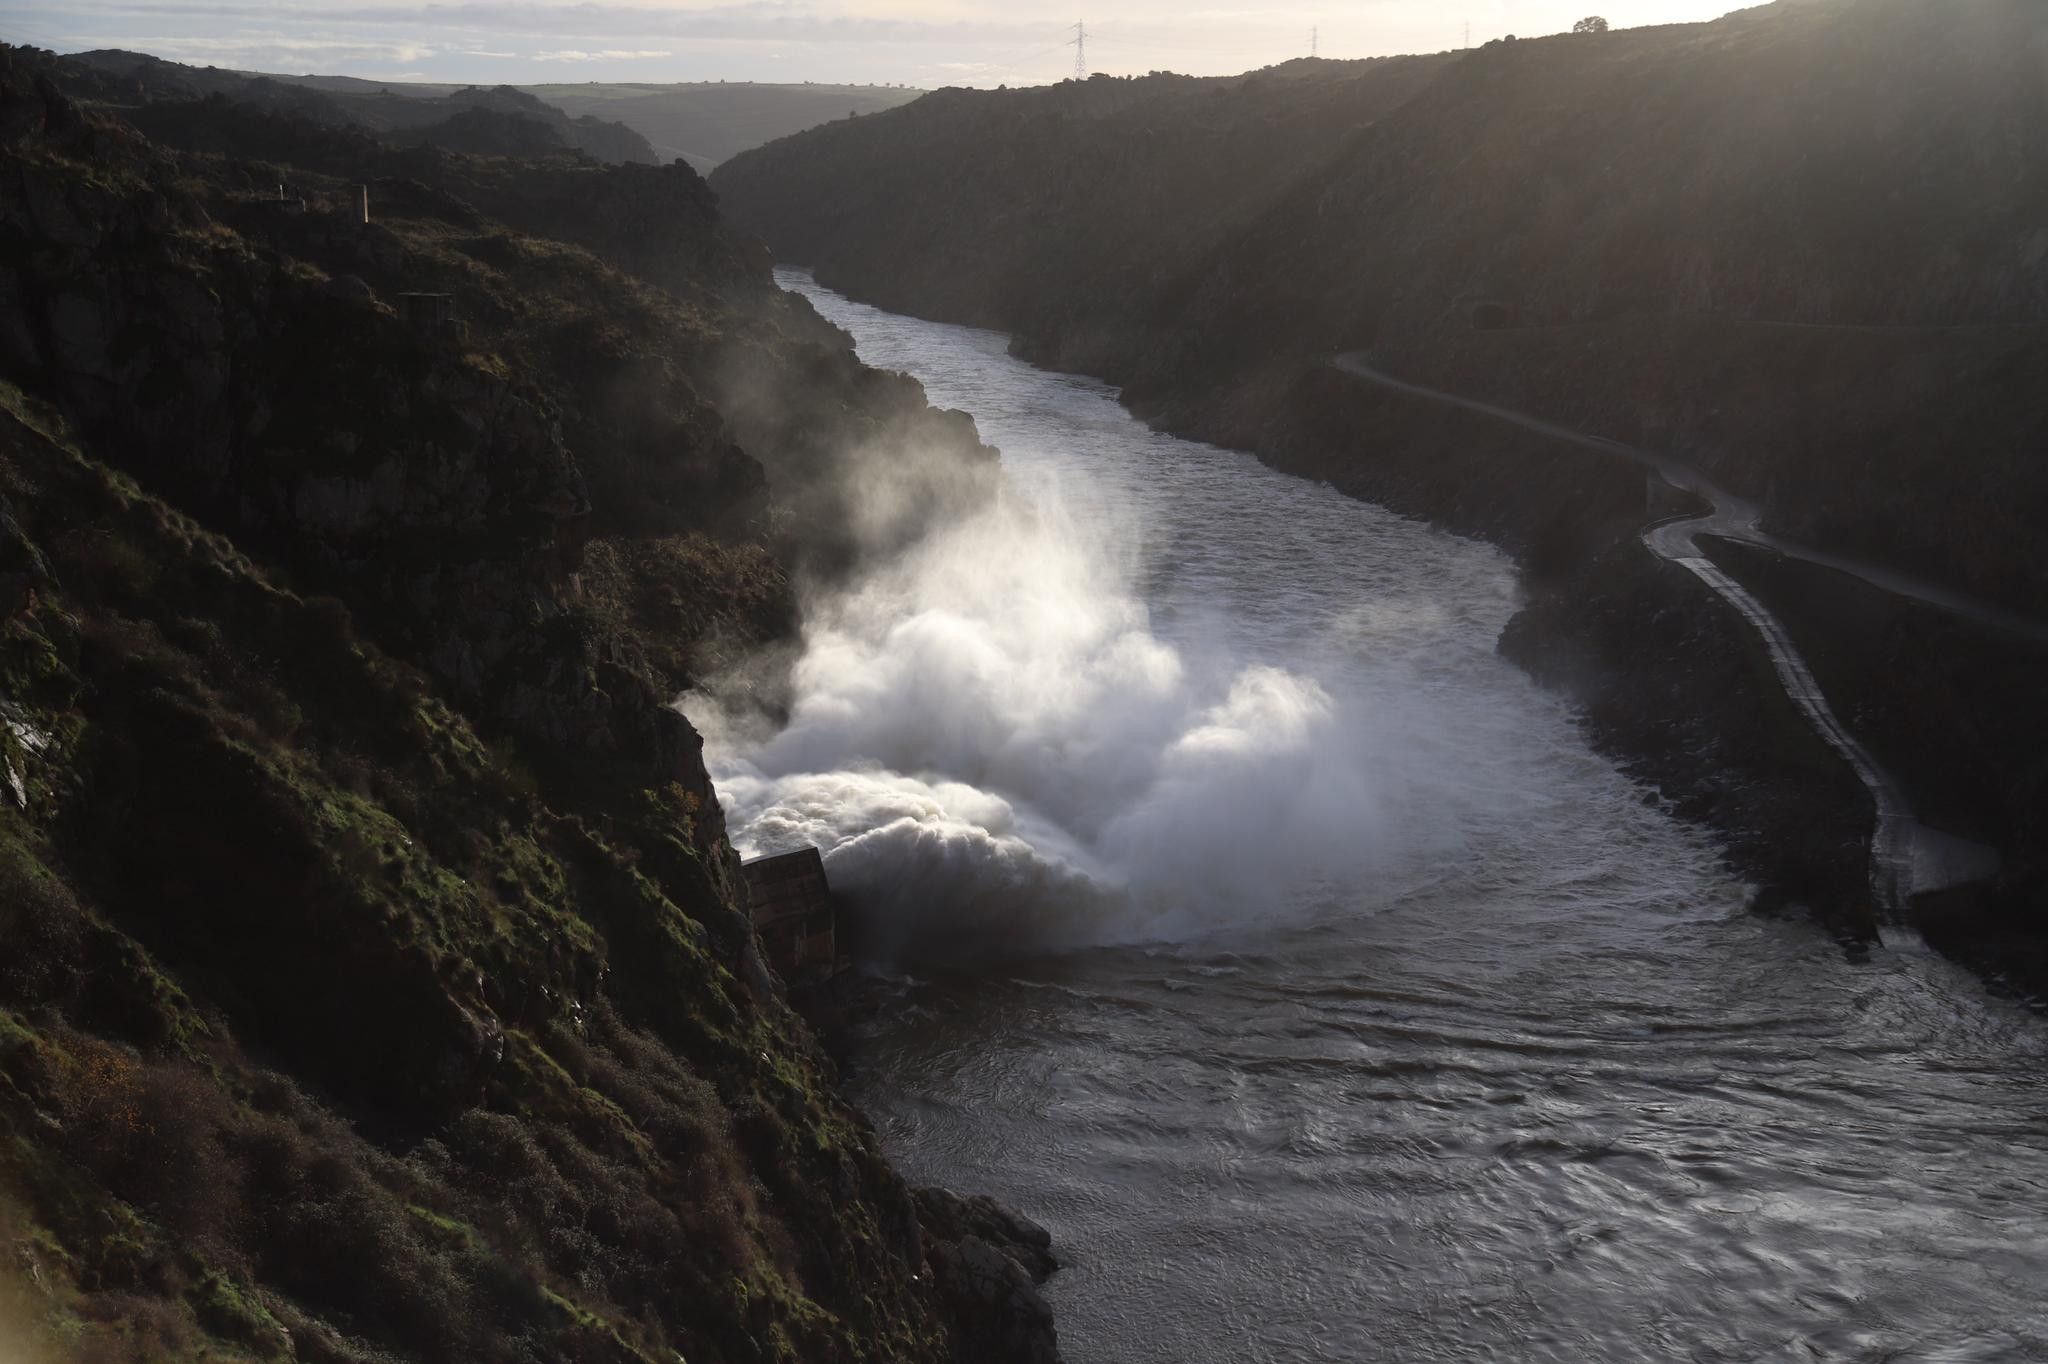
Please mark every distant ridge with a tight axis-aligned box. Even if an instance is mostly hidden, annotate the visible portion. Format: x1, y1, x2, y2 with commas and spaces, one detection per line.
66, 48, 660, 163
527, 82, 927, 172
61, 48, 925, 170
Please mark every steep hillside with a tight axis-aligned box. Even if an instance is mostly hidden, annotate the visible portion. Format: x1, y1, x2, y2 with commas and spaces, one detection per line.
64, 51, 659, 164
0, 45, 1053, 1364
714, 58, 1456, 334
717, 2, 2048, 609
59, 52, 924, 172
711, 0, 2048, 974
345, 86, 659, 166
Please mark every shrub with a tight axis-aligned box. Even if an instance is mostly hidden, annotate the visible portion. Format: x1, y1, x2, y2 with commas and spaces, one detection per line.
0, 834, 85, 1007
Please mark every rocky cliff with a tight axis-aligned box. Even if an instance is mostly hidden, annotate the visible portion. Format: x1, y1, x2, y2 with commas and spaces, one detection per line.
0, 47, 1055, 1363
712, 0, 2048, 979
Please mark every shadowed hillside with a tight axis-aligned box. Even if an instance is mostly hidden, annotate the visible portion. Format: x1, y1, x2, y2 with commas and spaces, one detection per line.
712, 0, 2048, 986
59, 50, 928, 172
714, 58, 1456, 333
65, 50, 661, 164
715, 1, 2048, 609
0, 42, 1057, 1364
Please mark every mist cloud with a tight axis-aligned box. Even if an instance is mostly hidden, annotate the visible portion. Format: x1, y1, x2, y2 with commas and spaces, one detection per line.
687, 456, 1424, 960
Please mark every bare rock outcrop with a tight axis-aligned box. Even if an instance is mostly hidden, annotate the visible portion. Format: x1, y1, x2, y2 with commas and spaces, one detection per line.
917, 1187, 1063, 1364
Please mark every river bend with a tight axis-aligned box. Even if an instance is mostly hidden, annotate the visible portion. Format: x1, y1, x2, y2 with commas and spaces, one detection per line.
713, 274, 2048, 1364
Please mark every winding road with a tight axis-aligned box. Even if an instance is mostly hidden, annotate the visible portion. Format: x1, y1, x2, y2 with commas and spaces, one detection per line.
1331, 352, 2020, 917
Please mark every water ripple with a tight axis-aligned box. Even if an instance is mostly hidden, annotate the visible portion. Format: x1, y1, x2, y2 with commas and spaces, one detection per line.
792, 273, 2048, 1364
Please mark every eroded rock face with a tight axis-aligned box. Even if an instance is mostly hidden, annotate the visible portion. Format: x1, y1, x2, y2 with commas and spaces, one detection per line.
916, 1186, 1060, 1283
916, 1187, 1063, 1364
927, 1237, 1062, 1364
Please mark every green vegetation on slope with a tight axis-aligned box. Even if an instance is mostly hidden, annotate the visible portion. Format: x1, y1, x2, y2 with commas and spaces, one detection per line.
0, 42, 1047, 1364
64, 50, 660, 165
63, 49, 929, 173
0, 384, 945, 1363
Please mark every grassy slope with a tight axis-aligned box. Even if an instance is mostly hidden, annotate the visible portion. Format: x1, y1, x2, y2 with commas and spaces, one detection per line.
0, 386, 945, 1364
0, 47, 1009, 1364
261, 78, 929, 171
66, 53, 929, 173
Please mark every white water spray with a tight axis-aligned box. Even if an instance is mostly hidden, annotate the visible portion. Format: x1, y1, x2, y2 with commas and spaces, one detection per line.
691, 466, 1424, 956
686, 273, 1678, 960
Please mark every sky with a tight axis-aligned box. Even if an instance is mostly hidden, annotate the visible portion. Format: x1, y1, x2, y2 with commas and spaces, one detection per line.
4, 1, 1747, 88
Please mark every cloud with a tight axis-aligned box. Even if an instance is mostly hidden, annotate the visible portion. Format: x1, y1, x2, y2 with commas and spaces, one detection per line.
17, 0, 1737, 85
96, 32, 442, 67
26, 1, 1066, 49
531, 47, 676, 61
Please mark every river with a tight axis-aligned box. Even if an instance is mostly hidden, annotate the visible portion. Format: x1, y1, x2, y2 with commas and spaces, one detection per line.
699, 272, 2048, 1363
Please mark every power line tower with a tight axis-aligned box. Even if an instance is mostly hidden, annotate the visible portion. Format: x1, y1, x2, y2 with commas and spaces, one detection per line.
1311, 26, 1319, 57
1070, 20, 1087, 80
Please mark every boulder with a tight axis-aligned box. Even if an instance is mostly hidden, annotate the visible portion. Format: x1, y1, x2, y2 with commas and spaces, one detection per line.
925, 1236, 1062, 1364
915, 1186, 1058, 1282
0, 571, 36, 621
321, 273, 376, 306
916, 1187, 1062, 1364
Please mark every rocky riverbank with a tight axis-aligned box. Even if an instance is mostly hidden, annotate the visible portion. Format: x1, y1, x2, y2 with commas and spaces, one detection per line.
1110, 331, 2048, 980
1200, 365, 1886, 938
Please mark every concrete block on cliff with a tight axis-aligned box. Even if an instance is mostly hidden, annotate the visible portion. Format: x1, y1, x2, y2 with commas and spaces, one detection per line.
741, 847, 840, 986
